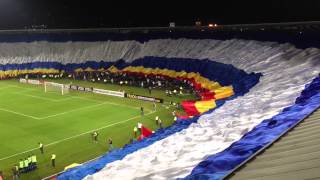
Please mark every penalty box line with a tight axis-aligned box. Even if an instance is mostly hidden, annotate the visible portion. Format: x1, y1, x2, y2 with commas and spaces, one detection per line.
0, 101, 109, 120
0, 110, 156, 161
0, 92, 150, 120
13, 83, 154, 112
9, 84, 152, 113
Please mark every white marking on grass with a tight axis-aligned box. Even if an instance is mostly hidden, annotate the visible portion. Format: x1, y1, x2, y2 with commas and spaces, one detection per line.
10, 85, 144, 111
13, 92, 74, 102
0, 92, 149, 121
0, 107, 40, 120
39, 101, 111, 119
69, 96, 144, 111
0, 111, 156, 161
0, 86, 14, 90
0, 85, 31, 93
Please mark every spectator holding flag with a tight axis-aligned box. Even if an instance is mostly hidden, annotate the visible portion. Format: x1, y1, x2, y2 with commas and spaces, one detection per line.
137, 123, 153, 141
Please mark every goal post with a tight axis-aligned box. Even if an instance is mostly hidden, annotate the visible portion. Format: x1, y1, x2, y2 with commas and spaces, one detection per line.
44, 81, 70, 95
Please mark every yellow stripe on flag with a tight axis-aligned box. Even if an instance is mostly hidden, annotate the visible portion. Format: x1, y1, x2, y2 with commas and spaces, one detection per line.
214, 86, 234, 100
194, 99, 216, 113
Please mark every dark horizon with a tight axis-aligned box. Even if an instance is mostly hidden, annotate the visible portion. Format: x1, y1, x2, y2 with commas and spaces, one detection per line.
0, 0, 320, 30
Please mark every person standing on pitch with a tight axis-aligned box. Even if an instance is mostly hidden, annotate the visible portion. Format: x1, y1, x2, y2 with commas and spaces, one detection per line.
133, 126, 138, 137
159, 119, 163, 129
38, 142, 44, 154
0, 170, 3, 180
140, 107, 144, 116
12, 165, 19, 180
23, 158, 29, 172
148, 86, 152, 94
108, 138, 113, 151
18, 159, 24, 173
51, 154, 56, 167
31, 154, 37, 168
92, 131, 99, 143
153, 102, 156, 111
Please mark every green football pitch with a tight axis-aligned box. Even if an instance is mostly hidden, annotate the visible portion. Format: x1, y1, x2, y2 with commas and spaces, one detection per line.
0, 79, 195, 180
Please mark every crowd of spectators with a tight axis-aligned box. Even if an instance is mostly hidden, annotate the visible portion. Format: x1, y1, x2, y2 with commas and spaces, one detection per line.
73, 71, 195, 94
23, 71, 200, 99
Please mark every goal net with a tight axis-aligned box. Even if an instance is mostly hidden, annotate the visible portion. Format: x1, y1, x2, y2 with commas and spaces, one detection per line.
44, 81, 70, 95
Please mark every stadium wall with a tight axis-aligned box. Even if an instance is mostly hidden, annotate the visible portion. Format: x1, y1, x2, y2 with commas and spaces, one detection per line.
0, 33, 319, 179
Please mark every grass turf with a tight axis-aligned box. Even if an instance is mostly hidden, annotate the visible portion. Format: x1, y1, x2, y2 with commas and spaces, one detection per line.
0, 79, 195, 180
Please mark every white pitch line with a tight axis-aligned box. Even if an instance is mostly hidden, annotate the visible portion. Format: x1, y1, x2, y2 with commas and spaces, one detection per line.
0, 86, 15, 90
0, 88, 149, 120
10, 84, 143, 110
0, 111, 155, 161
39, 101, 111, 119
69, 96, 143, 111
7, 83, 152, 111
13, 92, 60, 102
13, 92, 75, 102
0, 107, 40, 120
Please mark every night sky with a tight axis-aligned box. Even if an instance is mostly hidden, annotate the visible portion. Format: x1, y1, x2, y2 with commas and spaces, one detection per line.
0, 0, 319, 29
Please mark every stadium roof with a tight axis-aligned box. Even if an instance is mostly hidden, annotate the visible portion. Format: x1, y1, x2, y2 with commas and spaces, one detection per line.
0, 0, 319, 30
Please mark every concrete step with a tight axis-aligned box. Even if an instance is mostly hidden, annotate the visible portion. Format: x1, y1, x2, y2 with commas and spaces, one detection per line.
288, 125, 320, 138
233, 158, 320, 179
271, 135, 318, 148
294, 119, 319, 128
231, 166, 320, 180
255, 143, 320, 161
291, 119, 320, 130
299, 116, 320, 123
274, 128, 320, 144
297, 117, 320, 127
243, 151, 320, 169
265, 139, 320, 154
275, 132, 320, 144
271, 133, 320, 147
290, 121, 320, 132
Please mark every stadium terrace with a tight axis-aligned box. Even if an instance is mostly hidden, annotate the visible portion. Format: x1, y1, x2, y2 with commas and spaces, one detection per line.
0, 23, 319, 180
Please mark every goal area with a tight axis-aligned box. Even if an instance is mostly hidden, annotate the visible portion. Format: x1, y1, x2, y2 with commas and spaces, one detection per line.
44, 81, 70, 95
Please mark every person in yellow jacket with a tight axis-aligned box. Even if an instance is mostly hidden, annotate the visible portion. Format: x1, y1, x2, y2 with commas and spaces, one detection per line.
23, 158, 29, 172
51, 154, 56, 167
19, 159, 24, 172
133, 126, 138, 137
27, 155, 32, 164
39, 142, 44, 154
31, 154, 37, 167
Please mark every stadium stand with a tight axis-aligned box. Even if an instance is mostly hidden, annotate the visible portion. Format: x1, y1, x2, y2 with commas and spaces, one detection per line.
0, 23, 319, 179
